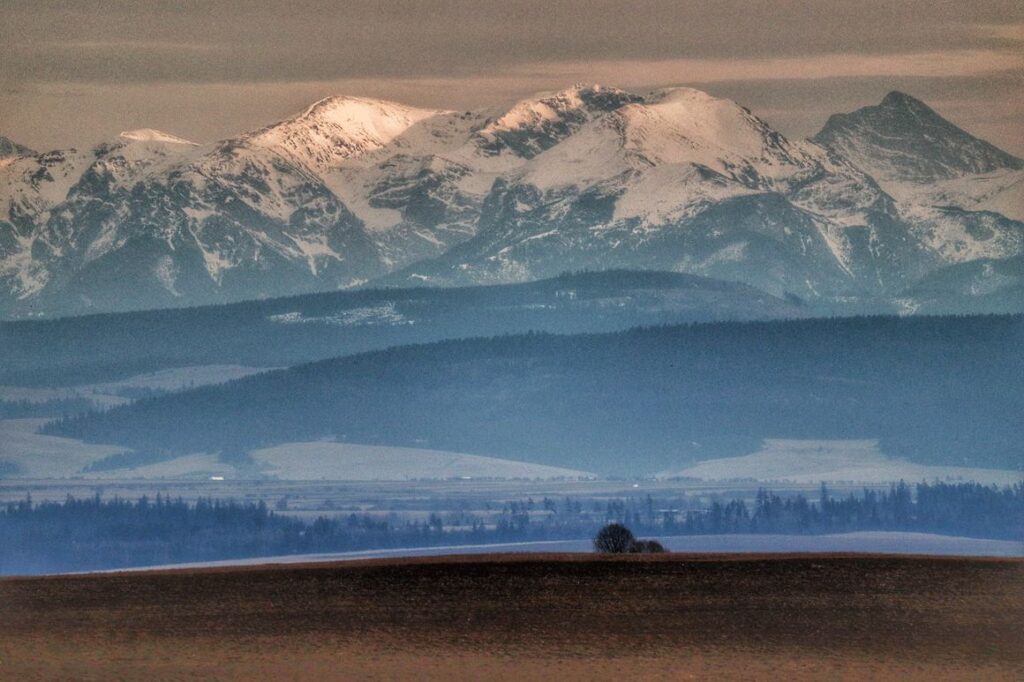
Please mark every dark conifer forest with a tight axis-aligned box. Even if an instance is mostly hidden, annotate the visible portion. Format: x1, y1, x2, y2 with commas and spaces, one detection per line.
43, 314, 1024, 475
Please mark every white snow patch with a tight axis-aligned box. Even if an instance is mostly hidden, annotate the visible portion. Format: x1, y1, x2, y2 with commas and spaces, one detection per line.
268, 302, 410, 327
153, 255, 181, 296
0, 419, 128, 479
283, 233, 343, 276
249, 441, 595, 481
182, 205, 218, 222
659, 439, 1022, 486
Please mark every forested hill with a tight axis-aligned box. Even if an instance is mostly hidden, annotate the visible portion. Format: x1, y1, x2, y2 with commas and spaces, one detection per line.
0, 270, 806, 386
46, 315, 1024, 476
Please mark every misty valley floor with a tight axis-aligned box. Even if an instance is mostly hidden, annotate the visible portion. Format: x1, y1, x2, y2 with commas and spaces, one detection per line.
2, 554, 1022, 680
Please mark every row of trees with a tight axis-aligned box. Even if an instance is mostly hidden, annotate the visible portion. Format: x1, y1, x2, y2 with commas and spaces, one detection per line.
668, 482, 1023, 539
0, 493, 593, 575
0, 397, 97, 419
2, 481, 1020, 574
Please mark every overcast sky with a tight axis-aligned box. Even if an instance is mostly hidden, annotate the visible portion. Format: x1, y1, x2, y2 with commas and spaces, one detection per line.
2, 1, 1021, 154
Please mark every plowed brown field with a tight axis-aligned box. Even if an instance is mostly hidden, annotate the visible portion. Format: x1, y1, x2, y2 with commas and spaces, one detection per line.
2, 553, 1022, 680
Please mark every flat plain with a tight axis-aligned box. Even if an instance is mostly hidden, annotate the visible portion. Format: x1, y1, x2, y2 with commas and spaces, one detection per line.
2, 553, 1022, 680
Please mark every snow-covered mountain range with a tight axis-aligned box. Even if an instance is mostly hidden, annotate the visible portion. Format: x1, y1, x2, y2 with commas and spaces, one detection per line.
1, 85, 1021, 317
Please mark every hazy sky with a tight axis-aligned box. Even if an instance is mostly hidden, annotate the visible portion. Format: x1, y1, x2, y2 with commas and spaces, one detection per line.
2, 1, 1022, 154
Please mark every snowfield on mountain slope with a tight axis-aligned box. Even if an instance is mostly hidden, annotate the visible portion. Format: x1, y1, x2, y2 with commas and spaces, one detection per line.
327, 85, 633, 235
248, 96, 446, 175
890, 169, 1024, 223
517, 88, 805, 194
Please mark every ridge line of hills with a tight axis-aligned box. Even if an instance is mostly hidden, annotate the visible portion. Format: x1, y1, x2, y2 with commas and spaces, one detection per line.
40, 313, 1024, 476
0, 269, 809, 386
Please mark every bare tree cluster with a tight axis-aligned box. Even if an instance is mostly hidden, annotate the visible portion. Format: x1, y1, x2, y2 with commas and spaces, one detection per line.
593, 523, 666, 554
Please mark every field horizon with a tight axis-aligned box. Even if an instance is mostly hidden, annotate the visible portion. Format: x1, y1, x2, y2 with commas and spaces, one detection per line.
3, 552, 1022, 680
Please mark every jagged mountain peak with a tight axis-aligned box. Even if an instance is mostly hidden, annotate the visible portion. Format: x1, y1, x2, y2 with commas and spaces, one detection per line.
599, 86, 800, 170
3, 86, 1022, 318
246, 95, 445, 172
474, 84, 641, 159
814, 91, 1023, 183
566, 82, 610, 94
491, 83, 635, 119
509, 85, 802, 194
118, 129, 199, 146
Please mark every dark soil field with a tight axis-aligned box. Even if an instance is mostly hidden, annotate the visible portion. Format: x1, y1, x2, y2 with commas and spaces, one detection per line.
2, 553, 1022, 680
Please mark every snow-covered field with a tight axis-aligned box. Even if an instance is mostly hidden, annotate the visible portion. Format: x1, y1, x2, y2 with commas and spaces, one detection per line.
5, 427, 1020, 484
0, 421, 594, 481
62, 441, 594, 481
0, 419, 126, 478
78, 531, 1023, 574
249, 441, 594, 480
90, 452, 235, 480
660, 439, 1023, 486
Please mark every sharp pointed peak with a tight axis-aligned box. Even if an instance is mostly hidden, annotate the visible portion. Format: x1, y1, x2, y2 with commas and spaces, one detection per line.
880, 90, 931, 111
813, 90, 1024, 180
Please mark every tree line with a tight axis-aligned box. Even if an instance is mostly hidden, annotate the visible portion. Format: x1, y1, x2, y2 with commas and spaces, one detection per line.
1, 481, 1019, 575
668, 482, 1023, 539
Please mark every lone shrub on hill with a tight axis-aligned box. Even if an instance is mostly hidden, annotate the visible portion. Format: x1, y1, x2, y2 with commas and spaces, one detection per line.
593, 523, 635, 553
627, 539, 667, 554
594, 524, 668, 554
